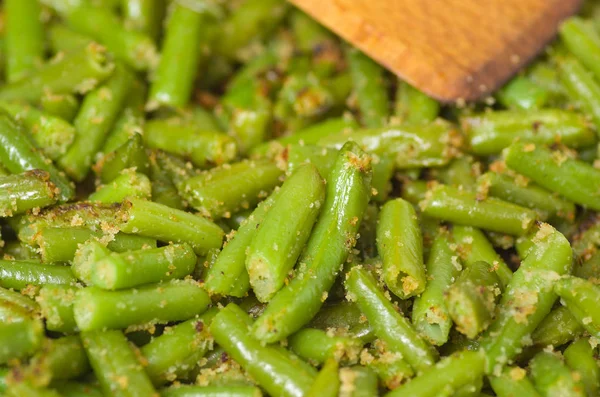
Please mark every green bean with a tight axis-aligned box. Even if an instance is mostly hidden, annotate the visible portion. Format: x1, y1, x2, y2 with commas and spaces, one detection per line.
74, 279, 210, 331
0, 111, 75, 202
531, 306, 584, 348
4, 383, 62, 397
58, 64, 134, 182
0, 286, 40, 313
120, 197, 224, 255
246, 164, 324, 302
395, 81, 440, 124
37, 228, 156, 264
554, 275, 600, 337
178, 160, 283, 219
122, 0, 164, 40
250, 116, 358, 158
37, 285, 79, 334
411, 230, 461, 346
0, 101, 77, 161
90, 243, 196, 290
421, 184, 538, 236
40, 92, 79, 123
365, 348, 414, 390
288, 328, 363, 365
53, 382, 104, 397
530, 350, 586, 397
142, 309, 217, 385
0, 260, 77, 290
384, 350, 485, 397
478, 172, 576, 222
347, 48, 390, 127
28, 336, 90, 383
504, 141, 600, 210
286, 144, 337, 178
47, 23, 94, 54
204, 188, 283, 298
147, 2, 219, 110
497, 75, 549, 110
58, 3, 158, 71
339, 366, 379, 397
463, 109, 595, 155
0, 171, 59, 217
89, 170, 151, 204
401, 179, 428, 205
101, 79, 146, 155
452, 226, 512, 288
0, 43, 114, 103
81, 330, 157, 397
481, 222, 572, 375
376, 198, 426, 299
564, 338, 600, 396
346, 267, 436, 373
432, 155, 479, 191
446, 261, 501, 339
161, 385, 263, 397
215, 0, 288, 60
558, 56, 600, 133
252, 142, 372, 343
560, 17, 600, 80
144, 118, 237, 168
96, 134, 150, 184
210, 303, 315, 397
0, 305, 44, 365
318, 120, 459, 168
149, 152, 185, 210
489, 366, 542, 397
306, 358, 339, 397
4, 0, 45, 82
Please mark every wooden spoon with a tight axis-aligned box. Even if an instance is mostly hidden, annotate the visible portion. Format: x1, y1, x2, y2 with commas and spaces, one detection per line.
289, 0, 582, 102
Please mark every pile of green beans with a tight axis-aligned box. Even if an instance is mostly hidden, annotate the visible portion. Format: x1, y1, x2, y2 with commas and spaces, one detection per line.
2, 0, 600, 396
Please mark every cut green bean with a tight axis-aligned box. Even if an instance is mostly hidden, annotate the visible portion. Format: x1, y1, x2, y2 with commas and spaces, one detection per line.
246, 164, 325, 302
74, 279, 210, 331
37, 285, 79, 334
481, 223, 572, 374
0, 304, 44, 365
47, 23, 93, 54
178, 160, 283, 219
96, 134, 150, 184
90, 243, 196, 290
147, 2, 218, 109
560, 17, 600, 80
144, 118, 237, 168
89, 170, 152, 204
376, 198, 426, 299
420, 184, 538, 236
489, 366, 542, 397
531, 306, 584, 348
81, 330, 157, 397
59, 64, 134, 182
411, 230, 460, 346
346, 267, 437, 373
395, 81, 440, 124
0, 286, 40, 313
478, 171, 576, 222
530, 351, 586, 397
564, 338, 600, 396
504, 141, 600, 210
211, 303, 315, 397
142, 309, 217, 385
120, 198, 224, 255
0, 171, 59, 217
0, 101, 77, 161
497, 75, 549, 111
463, 109, 594, 155
339, 366, 379, 397
252, 142, 372, 343
58, 3, 158, 70
558, 56, 600, 134
288, 328, 363, 365
28, 336, 90, 383
554, 275, 600, 338
0, 111, 75, 201
161, 385, 263, 397
122, 0, 164, 40
385, 350, 485, 397
4, 0, 45, 82
40, 92, 79, 123
0, 43, 114, 103
306, 358, 339, 397
446, 261, 501, 339
0, 260, 77, 290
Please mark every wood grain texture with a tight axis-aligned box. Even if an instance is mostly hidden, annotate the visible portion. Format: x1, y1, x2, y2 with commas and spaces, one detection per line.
290, 0, 582, 102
